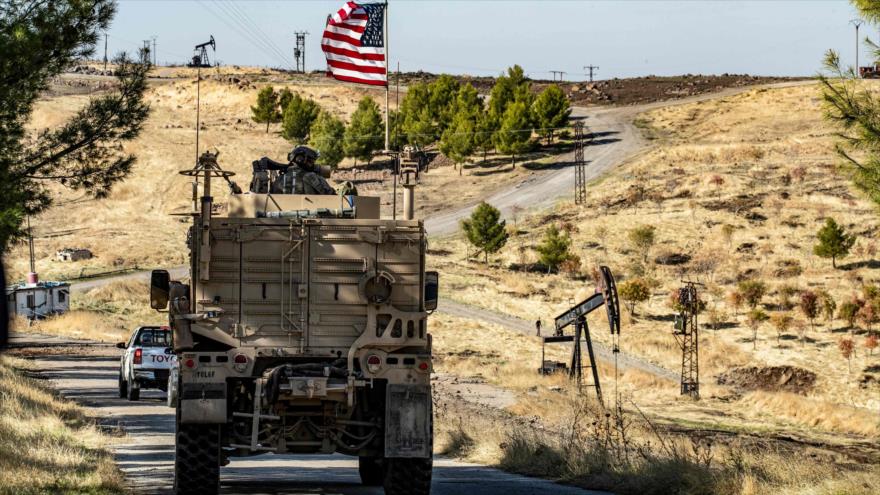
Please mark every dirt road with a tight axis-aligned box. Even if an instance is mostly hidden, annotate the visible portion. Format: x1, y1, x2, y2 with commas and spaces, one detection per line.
9, 333, 607, 495
438, 299, 678, 382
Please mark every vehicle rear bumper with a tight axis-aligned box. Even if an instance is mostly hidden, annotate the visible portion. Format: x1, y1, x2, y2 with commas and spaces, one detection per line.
133, 368, 170, 389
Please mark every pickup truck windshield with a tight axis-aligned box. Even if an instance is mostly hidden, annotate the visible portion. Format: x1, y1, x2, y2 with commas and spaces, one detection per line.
137, 328, 172, 347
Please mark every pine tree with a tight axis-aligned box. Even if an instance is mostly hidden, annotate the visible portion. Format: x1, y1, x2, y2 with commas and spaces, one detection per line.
489, 65, 528, 118
813, 217, 856, 268
461, 202, 509, 264
474, 112, 498, 163
532, 84, 571, 145
278, 88, 294, 113
821, 4, 880, 210
308, 111, 346, 168
428, 74, 460, 131
0, 1, 150, 251
536, 225, 573, 273
399, 82, 431, 144
404, 108, 436, 148
281, 92, 321, 143
495, 100, 532, 167
344, 97, 384, 164
252, 86, 280, 133
439, 110, 476, 174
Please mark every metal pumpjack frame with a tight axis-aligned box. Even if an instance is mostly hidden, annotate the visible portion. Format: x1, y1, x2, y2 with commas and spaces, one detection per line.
541, 266, 621, 406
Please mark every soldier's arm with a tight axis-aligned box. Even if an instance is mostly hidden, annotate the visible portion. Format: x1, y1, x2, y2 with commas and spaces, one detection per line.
304, 173, 336, 195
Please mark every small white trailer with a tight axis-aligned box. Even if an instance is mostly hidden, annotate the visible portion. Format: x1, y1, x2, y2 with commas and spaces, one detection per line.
6, 280, 70, 320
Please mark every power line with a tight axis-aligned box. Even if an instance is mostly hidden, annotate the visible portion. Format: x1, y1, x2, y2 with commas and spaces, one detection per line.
584, 65, 599, 82
220, 0, 294, 68
199, 0, 292, 69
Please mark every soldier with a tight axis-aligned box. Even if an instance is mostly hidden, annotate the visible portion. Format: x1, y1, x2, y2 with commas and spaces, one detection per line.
288, 146, 335, 195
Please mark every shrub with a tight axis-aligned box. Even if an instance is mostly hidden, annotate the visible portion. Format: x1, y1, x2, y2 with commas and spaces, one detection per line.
746, 309, 770, 350
628, 225, 656, 262
536, 224, 573, 273
800, 290, 820, 334
839, 299, 860, 329
619, 278, 652, 316
737, 280, 767, 309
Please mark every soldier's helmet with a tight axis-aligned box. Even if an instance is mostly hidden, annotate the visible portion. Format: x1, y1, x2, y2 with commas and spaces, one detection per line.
288, 146, 320, 169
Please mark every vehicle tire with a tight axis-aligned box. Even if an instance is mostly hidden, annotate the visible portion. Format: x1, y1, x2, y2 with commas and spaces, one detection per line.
118, 372, 127, 399
383, 457, 432, 495
358, 456, 383, 486
126, 378, 140, 401
174, 421, 221, 495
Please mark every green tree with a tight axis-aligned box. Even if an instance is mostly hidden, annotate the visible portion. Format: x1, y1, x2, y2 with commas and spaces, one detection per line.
746, 309, 770, 350
278, 88, 294, 113
281, 92, 320, 143
252, 86, 281, 133
461, 202, 508, 264
403, 108, 436, 148
628, 225, 656, 262
532, 84, 571, 144
536, 225, 573, 273
454, 83, 483, 117
308, 111, 345, 168
737, 280, 767, 309
0, 1, 151, 251
428, 74, 460, 131
399, 82, 432, 145
495, 100, 532, 167
344, 97, 384, 164
813, 217, 856, 268
619, 278, 651, 316
839, 299, 860, 329
474, 112, 498, 163
439, 110, 476, 174
489, 65, 529, 118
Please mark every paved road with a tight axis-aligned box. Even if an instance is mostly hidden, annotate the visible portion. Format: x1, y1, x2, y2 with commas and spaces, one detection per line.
8, 333, 606, 495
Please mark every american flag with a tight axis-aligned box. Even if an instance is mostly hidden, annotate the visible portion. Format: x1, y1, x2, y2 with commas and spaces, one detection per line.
321, 1, 387, 86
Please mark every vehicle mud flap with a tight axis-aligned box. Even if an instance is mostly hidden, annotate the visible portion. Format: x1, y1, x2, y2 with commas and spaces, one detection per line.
384, 384, 432, 458
180, 383, 227, 423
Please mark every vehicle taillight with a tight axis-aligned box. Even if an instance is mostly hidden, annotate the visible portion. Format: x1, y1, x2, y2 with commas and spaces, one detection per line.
184, 358, 196, 369
233, 354, 248, 372
366, 355, 382, 373
417, 361, 430, 372
133, 348, 142, 365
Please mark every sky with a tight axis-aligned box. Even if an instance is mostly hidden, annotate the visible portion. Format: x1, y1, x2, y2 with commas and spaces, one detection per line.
108, 0, 866, 81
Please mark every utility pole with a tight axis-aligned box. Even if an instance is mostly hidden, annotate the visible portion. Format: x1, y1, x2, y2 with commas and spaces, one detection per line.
574, 122, 586, 205
103, 33, 108, 71
851, 19, 864, 77
152, 35, 157, 66
584, 65, 599, 82
550, 70, 566, 82
293, 31, 308, 73
142, 40, 151, 64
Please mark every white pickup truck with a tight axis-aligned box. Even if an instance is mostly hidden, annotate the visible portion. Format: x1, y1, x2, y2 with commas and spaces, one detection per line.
117, 326, 176, 401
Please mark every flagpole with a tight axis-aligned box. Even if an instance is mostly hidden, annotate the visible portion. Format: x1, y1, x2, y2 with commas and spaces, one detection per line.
384, 1, 390, 151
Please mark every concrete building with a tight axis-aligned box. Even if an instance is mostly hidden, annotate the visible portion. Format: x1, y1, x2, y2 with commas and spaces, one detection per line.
56, 248, 93, 262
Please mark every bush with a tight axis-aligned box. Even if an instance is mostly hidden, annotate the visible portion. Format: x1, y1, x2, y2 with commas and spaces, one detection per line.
619, 278, 651, 316
628, 225, 656, 262
536, 225, 573, 273
737, 280, 767, 309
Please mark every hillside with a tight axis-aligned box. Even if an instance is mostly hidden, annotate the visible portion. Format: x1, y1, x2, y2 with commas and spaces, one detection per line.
429, 82, 880, 446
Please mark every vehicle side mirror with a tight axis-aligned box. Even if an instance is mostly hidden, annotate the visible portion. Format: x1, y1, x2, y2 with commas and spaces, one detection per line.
424, 271, 439, 311
116, 342, 126, 349
150, 270, 171, 310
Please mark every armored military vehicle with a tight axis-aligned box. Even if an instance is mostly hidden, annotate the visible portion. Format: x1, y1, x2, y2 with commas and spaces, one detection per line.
150, 150, 437, 495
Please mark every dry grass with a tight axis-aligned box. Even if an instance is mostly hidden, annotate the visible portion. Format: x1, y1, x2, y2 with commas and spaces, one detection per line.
434, 394, 880, 495
429, 82, 880, 438
0, 355, 123, 494
16, 279, 162, 343
8, 68, 570, 282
